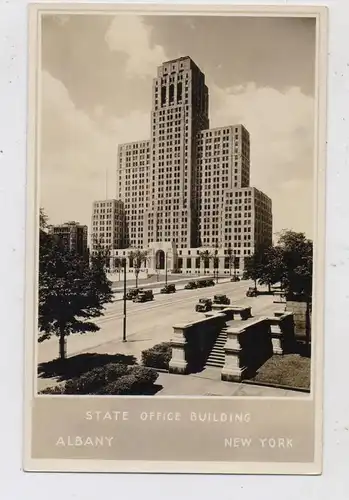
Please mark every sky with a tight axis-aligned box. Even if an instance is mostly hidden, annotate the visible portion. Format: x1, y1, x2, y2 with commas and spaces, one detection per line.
40, 13, 316, 239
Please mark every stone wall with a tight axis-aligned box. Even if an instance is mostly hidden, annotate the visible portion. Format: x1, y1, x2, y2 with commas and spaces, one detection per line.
169, 309, 296, 383
221, 318, 273, 382
221, 312, 296, 382
286, 300, 311, 342
169, 313, 226, 374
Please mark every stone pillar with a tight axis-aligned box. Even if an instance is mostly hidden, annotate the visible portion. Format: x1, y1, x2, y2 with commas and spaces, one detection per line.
191, 257, 195, 274
269, 318, 283, 355
182, 255, 187, 274
221, 326, 247, 382
286, 299, 310, 342
169, 325, 188, 374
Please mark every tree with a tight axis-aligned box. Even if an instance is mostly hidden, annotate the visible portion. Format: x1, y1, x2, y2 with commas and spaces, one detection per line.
129, 249, 148, 288
226, 247, 239, 277
276, 230, 313, 299
244, 231, 313, 300
40, 208, 48, 230
198, 249, 213, 274
256, 245, 285, 292
243, 246, 266, 288
39, 213, 113, 360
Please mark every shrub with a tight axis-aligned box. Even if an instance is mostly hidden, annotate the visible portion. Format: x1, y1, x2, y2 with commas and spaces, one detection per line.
39, 385, 65, 395
64, 366, 106, 394
141, 342, 172, 370
64, 363, 131, 395
131, 366, 158, 385
40, 362, 159, 396
95, 367, 158, 395
104, 363, 129, 381
100, 374, 138, 395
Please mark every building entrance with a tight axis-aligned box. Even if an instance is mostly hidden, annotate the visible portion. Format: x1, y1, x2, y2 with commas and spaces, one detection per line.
155, 250, 165, 270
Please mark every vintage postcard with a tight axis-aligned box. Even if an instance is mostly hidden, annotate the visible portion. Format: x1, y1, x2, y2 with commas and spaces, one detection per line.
24, 4, 327, 474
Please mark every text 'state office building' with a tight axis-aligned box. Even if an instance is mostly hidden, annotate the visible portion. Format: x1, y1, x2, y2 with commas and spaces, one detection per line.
112, 56, 273, 274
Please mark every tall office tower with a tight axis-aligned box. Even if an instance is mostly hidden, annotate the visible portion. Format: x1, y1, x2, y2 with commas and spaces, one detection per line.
48, 221, 88, 259
145, 57, 209, 248
91, 199, 125, 253
114, 56, 273, 274
197, 125, 250, 248
117, 140, 150, 248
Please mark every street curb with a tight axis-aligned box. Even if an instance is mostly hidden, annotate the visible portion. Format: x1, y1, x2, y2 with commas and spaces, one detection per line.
111, 278, 235, 301
241, 379, 310, 393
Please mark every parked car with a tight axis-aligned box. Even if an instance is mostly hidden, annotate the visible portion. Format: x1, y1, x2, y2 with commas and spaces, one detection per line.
246, 287, 258, 297
133, 290, 154, 303
230, 276, 240, 282
184, 281, 198, 290
160, 284, 176, 294
195, 280, 207, 288
195, 298, 213, 313
125, 288, 141, 300
213, 294, 231, 305
205, 279, 215, 286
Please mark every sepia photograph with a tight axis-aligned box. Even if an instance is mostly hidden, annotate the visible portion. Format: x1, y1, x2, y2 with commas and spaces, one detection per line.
24, 3, 327, 473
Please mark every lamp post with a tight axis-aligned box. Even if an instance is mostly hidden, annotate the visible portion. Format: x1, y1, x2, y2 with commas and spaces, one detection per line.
122, 258, 127, 342
214, 239, 219, 284
228, 244, 232, 277
165, 250, 168, 286
234, 255, 238, 279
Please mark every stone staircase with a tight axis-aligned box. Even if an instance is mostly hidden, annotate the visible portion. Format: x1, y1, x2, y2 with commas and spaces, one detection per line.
205, 326, 228, 368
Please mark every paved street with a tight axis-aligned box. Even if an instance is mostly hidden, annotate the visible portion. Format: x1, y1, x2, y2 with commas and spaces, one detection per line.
37, 280, 294, 395
109, 272, 205, 290
38, 280, 277, 365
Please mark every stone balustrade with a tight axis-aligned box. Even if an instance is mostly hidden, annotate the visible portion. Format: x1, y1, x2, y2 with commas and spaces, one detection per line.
211, 304, 252, 320
268, 311, 295, 355
169, 306, 296, 383
169, 313, 226, 374
221, 313, 296, 383
221, 317, 273, 382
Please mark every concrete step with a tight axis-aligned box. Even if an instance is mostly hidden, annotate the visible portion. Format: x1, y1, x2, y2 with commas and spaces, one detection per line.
208, 350, 225, 356
207, 353, 225, 361
206, 360, 224, 368
205, 329, 228, 369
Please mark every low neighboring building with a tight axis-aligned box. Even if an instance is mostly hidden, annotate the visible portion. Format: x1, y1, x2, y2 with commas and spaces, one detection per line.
48, 221, 88, 258
110, 241, 248, 277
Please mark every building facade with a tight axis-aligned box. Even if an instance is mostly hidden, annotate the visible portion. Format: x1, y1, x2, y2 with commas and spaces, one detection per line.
91, 199, 125, 253
49, 221, 88, 259
117, 141, 150, 248
109, 56, 272, 275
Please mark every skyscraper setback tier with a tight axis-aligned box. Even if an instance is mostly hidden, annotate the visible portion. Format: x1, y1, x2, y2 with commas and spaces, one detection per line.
110, 56, 272, 274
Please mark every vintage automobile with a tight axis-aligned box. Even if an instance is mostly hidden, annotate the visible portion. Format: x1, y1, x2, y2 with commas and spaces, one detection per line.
213, 294, 231, 305
124, 288, 141, 300
195, 280, 207, 288
246, 287, 258, 297
230, 276, 240, 282
133, 290, 154, 303
205, 279, 215, 286
160, 283, 176, 294
184, 281, 198, 290
195, 298, 213, 313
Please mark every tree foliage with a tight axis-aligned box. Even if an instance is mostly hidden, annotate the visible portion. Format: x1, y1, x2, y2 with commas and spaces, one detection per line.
198, 249, 213, 268
39, 211, 113, 360
129, 249, 148, 287
277, 230, 313, 299
243, 231, 313, 299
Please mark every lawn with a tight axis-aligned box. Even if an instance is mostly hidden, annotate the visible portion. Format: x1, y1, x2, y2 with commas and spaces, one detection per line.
248, 354, 311, 390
